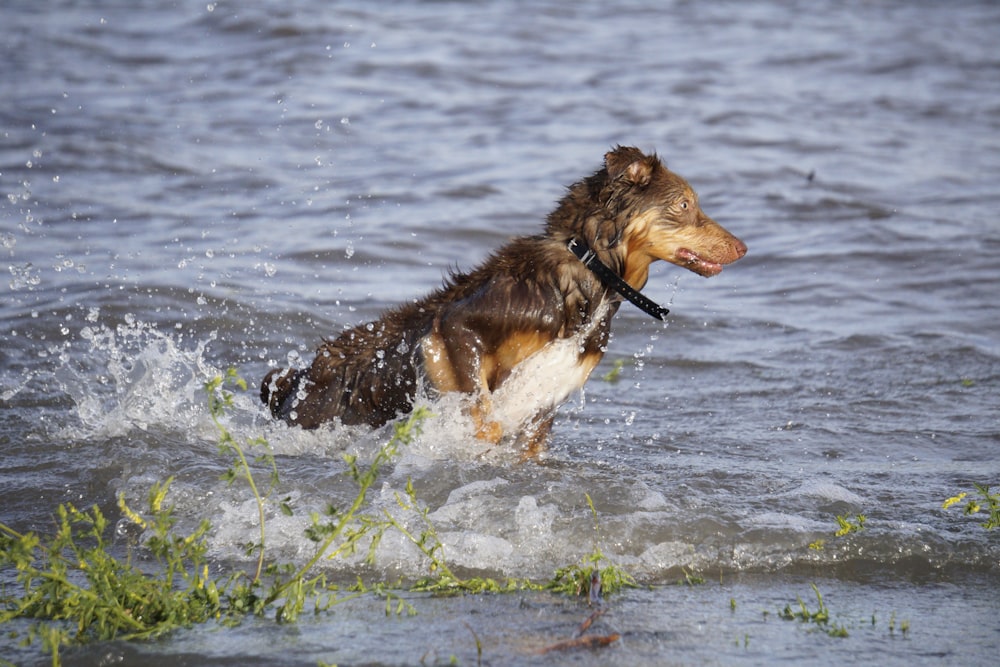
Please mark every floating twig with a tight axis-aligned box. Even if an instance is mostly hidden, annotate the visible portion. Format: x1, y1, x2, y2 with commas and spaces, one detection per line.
536, 633, 621, 654
575, 608, 606, 637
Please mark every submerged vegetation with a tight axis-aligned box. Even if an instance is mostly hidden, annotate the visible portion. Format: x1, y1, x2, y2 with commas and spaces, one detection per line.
778, 583, 849, 638
777, 584, 911, 640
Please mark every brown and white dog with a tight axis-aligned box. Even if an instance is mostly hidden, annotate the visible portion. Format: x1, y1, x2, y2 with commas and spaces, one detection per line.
261, 146, 746, 456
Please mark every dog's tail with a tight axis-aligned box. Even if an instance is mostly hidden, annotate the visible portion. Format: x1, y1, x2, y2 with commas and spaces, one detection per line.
260, 367, 301, 418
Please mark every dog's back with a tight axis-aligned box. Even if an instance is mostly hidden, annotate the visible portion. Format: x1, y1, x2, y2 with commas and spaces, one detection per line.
262, 302, 432, 429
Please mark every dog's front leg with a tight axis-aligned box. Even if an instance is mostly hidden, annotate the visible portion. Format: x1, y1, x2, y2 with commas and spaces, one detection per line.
419, 313, 503, 443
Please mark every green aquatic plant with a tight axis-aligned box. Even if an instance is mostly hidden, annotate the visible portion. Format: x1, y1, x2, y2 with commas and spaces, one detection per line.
834, 513, 866, 537
206, 368, 277, 583
257, 404, 435, 623
673, 567, 706, 587
943, 483, 1000, 530
545, 494, 635, 599
778, 584, 848, 638
870, 610, 910, 637
382, 480, 639, 598
601, 358, 626, 383
808, 513, 866, 551
383, 477, 532, 595
0, 479, 222, 660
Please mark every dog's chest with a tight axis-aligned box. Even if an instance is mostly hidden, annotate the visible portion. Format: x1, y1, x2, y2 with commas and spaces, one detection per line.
490, 304, 609, 428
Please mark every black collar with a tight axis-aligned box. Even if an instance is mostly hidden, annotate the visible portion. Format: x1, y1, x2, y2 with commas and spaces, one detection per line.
567, 238, 670, 321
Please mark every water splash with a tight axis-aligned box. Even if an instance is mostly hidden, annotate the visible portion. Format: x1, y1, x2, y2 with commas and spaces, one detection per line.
57, 317, 222, 438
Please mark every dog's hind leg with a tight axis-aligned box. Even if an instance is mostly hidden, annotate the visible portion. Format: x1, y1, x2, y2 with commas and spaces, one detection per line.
419, 323, 505, 443
260, 367, 289, 412
260, 367, 301, 419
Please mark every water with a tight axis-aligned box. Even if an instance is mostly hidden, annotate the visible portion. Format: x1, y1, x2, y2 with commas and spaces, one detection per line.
3, 1, 1000, 664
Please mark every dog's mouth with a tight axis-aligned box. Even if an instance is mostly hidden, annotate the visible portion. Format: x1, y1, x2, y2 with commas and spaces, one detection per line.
676, 248, 725, 277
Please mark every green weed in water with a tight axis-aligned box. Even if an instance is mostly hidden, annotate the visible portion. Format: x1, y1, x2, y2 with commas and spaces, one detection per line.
601, 358, 626, 383
809, 513, 866, 550
546, 494, 635, 599
672, 567, 706, 587
384, 477, 532, 595
778, 584, 848, 638
206, 368, 276, 583
834, 514, 866, 537
0, 479, 221, 657
943, 483, 1000, 530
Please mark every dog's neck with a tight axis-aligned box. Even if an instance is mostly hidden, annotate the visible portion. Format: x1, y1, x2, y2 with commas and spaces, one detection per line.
567, 238, 670, 321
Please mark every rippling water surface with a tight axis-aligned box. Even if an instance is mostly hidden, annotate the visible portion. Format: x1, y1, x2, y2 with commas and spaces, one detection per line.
3, 1, 999, 665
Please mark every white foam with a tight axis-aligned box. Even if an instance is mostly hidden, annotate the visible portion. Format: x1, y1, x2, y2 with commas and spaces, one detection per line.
57, 319, 222, 439
782, 480, 866, 505
428, 531, 515, 572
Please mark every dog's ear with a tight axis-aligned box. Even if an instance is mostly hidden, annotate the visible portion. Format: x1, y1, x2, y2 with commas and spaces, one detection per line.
605, 146, 654, 187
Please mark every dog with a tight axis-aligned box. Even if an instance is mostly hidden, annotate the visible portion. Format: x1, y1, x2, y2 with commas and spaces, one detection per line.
261, 146, 746, 456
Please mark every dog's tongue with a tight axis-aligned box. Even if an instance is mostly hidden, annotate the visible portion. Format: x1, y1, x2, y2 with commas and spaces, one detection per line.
677, 248, 723, 277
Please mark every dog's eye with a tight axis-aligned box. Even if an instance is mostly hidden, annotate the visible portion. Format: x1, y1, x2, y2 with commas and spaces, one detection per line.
680, 200, 689, 210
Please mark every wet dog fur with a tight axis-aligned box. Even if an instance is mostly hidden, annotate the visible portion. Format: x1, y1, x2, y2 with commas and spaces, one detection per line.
261, 146, 746, 456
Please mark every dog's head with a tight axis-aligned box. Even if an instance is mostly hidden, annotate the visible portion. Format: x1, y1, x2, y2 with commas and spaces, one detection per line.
547, 146, 746, 287
599, 146, 746, 279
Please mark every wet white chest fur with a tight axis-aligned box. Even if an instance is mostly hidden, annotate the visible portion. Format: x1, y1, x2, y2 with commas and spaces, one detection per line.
489, 302, 609, 430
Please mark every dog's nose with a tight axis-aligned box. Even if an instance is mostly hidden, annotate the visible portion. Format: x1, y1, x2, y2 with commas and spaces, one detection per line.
734, 237, 748, 258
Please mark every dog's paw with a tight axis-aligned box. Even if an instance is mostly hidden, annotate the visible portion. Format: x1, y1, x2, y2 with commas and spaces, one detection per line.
474, 419, 504, 444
